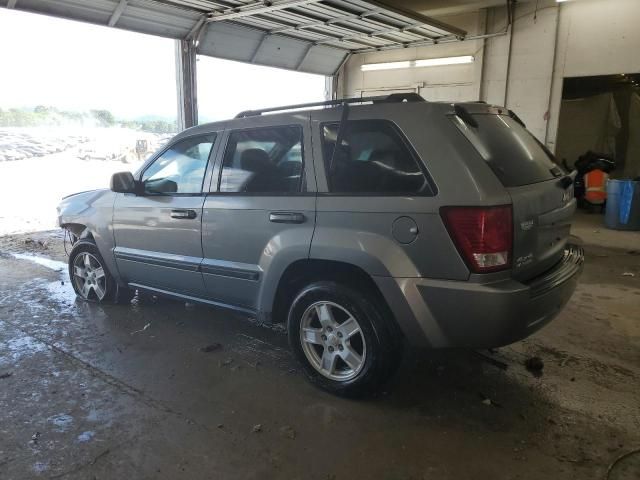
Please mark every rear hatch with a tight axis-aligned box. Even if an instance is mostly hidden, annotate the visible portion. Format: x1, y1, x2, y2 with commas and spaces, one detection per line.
452, 110, 576, 281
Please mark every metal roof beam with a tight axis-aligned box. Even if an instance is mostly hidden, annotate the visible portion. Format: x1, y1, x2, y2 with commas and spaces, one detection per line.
206, 0, 322, 22
238, 21, 383, 50
228, 5, 405, 47
108, 0, 128, 27
269, 8, 383, 34
186, 14, 207, 41
338, 0, 466, 37
351, 30, 493, 53
230, 15, 385, 50
313, 20, 439, 46
276, 2, 459, 47
150, 0, 467, 50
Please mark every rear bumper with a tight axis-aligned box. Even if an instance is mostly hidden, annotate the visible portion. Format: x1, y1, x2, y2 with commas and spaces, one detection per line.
376, 245, 584, 348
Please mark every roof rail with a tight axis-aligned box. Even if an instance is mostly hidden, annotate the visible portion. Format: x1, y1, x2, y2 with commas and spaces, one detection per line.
235, 93, 425, 118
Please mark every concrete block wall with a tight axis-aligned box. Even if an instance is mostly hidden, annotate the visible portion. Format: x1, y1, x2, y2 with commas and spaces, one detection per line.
482, 0, 558, 142
337, 0, 640, 152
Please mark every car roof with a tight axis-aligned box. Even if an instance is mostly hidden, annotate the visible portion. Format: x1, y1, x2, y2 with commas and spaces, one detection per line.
175, 97, 500, 140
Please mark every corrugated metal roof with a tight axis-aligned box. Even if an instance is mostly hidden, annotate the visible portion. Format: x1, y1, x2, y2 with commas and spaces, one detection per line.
3, 0, 467, 75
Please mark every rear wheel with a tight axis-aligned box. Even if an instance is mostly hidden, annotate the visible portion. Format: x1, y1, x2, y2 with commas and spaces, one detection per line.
69, 240, 134, 304
287, 281, 402, 397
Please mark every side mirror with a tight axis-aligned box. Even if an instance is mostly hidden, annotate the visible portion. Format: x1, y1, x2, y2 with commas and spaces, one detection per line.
110, 171, 137, 193
148, 179, 178, 194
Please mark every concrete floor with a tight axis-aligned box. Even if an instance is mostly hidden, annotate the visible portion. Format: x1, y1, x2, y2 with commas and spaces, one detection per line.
0, 212, 639, 479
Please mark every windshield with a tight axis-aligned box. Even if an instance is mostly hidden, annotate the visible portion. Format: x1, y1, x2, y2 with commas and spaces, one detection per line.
452, 113, 560, 187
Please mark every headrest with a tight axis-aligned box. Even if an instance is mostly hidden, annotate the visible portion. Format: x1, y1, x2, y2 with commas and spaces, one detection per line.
240, 148, 271, 173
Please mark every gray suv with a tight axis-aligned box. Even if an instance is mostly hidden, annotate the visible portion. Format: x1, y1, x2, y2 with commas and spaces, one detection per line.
57, 94, 584, 396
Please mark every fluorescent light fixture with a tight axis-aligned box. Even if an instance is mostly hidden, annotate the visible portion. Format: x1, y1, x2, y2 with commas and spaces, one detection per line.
361, 60, 412, 71
361, 55, 474, 72
416, 56, 475, 67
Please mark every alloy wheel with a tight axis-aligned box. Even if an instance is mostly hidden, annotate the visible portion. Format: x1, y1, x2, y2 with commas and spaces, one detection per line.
72, 252, 107, 301
299, 301, 366, 381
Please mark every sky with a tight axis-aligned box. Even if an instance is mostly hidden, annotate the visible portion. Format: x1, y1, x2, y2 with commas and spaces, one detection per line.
0, 8, 326, 121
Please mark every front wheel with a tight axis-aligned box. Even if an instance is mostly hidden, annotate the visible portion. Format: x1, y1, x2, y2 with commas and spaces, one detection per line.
68, 240, 134, 304
287, 281, 402, 397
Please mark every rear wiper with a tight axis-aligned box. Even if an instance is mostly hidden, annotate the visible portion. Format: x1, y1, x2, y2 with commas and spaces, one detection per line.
550, 166, 564, 178
558, 170, 577, 188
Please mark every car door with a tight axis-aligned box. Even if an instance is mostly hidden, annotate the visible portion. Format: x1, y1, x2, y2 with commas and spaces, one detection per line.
201, 115, 316, 311
112, 133, 219, 297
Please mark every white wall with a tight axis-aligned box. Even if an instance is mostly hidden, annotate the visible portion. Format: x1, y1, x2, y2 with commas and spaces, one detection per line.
339, 0, 640, 151
338, 12, 485, 102
482, 0, 558, 142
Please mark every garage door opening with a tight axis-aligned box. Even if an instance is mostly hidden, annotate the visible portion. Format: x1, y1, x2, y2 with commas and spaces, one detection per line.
0, 9, 327, 236
0, 9, 178, 235
197, 56, 327, 123
555, 73, 640, 179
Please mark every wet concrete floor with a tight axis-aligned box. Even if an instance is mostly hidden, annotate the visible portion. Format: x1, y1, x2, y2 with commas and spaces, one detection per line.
0, 224, 639, 479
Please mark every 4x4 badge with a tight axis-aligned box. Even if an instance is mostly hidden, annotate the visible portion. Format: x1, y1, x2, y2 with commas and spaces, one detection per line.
520, 219, 534, 231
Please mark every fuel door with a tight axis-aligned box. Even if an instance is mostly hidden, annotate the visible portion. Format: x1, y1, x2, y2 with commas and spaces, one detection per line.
392, 216, 419, 244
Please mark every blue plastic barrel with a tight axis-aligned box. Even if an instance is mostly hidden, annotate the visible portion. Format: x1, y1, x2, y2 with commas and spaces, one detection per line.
605, 180, 640, 230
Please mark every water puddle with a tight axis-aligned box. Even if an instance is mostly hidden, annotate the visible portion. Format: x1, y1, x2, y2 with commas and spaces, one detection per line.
3, 335, 47, 362
32, 461, 49, 474
48, 413, 74, 432
45, 279, 77, 306
12, 253, 67, 272
77, 430, 96, 443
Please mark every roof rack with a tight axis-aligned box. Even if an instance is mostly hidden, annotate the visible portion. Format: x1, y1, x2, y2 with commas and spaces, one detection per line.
235, 93, 425, 118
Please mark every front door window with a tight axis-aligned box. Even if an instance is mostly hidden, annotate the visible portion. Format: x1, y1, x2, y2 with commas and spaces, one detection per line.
142, 135, 215, 194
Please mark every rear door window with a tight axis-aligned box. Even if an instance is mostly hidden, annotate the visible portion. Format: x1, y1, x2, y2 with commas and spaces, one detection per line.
219, 126, 303, 194
452, 114, 559, 187
321, 120, 433, 195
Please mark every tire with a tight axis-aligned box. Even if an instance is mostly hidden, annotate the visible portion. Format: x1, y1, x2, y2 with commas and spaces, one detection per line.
287, 281, 402, 397
68, 240, 134, 304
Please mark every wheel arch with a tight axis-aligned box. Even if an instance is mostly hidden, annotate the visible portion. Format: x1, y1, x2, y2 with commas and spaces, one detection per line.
61, 222, 123, 287
269, 259, 402, 338
61, 223, 94, 241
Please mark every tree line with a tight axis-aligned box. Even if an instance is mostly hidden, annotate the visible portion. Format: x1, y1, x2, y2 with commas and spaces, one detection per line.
0, 106, 176, 133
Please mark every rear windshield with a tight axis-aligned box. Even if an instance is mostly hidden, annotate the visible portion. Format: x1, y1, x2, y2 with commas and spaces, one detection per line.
452, 114, 559, 187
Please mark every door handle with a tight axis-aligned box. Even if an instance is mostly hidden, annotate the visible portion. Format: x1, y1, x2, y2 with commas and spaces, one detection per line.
170, 209, 197, 219
269, 212, 306, 224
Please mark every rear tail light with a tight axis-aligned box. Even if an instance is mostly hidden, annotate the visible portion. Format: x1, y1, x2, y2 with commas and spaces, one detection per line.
441, 205, 513, 273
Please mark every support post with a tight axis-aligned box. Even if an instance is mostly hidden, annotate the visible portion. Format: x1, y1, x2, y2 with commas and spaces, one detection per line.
175, 39, 198, 131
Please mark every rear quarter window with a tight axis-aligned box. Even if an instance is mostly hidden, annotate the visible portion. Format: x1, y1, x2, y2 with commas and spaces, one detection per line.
321, 120, 434, 195
452, 114, 560, 187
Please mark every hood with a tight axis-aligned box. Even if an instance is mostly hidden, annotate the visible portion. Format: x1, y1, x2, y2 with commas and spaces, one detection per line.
61, 188, 106, 200
57, 188, 113, 223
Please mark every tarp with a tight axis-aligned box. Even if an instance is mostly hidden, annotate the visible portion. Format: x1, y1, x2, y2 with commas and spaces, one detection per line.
624, 92, 640, 178
555, 93, 621, 169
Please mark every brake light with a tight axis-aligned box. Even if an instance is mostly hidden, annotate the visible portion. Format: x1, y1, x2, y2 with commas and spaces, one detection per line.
441, 205, 513, 273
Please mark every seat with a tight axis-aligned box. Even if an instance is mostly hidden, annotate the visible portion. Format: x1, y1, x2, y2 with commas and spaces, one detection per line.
240, 148, 278, 192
